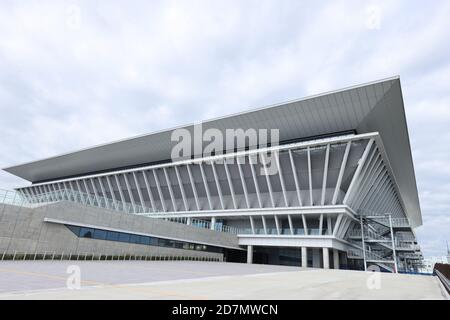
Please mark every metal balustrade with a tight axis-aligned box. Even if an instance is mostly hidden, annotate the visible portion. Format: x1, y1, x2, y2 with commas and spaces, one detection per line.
237, 227, 321, 236
347, 248, 391, 262
0, 250, 223, 262
357, 209, 410, 228
0, 188, 242, 235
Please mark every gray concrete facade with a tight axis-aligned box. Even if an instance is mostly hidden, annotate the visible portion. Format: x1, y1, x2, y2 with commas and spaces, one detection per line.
0, 201, 240, 260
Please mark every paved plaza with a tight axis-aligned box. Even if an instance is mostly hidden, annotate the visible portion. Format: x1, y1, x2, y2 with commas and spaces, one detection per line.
0, 261, 446, 299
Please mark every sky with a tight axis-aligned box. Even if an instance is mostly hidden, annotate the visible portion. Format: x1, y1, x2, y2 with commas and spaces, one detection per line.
0, 0, 448, 257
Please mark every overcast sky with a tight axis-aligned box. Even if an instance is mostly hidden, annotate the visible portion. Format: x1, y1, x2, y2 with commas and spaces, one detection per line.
0, 0, 449, 257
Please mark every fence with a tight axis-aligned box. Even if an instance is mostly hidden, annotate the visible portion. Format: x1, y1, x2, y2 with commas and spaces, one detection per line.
0, 250, 222, 262
434, 263, 450, 293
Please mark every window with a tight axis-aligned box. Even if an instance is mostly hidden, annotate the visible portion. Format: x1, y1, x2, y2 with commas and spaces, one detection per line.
139, 236, 150, 245
67, 225, 80, 236
93, 229, 107, 240
64, 224, 222, 254
80, 227, 94, 238
129, 234, 140, 244
106, 231, 119, 241
118, 233, 130, 242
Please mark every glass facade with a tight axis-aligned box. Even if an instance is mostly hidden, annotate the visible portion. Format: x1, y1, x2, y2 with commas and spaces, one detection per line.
65, 224, 223, 253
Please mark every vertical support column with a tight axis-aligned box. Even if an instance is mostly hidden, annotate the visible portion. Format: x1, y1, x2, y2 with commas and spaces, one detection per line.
307, 147, 313, 206
333, 249, 340, 269
321, 144, 330, 205
360, 216, 367, 271
210, 217, 216, 231
322, 248, 330, 269
247, 245, 253, 264
388, 214, 398, 273
327, 216, 333, 235
301, 247, 308, 268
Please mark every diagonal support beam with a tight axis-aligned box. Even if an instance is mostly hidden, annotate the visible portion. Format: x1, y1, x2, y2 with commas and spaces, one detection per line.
343, 138, 374, 205
174, 166, 188, 211
332, 141, 351, 205
199, 163, 213, 210
152, 170, 167, 212
289, 149, 303, 206
186, 164, 200, 211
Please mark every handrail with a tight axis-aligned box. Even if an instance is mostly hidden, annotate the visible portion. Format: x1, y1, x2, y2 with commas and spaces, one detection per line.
435, 269, 450, 294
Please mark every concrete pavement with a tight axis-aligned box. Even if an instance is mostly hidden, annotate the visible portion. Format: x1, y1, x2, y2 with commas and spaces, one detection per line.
0, 261, 446, 299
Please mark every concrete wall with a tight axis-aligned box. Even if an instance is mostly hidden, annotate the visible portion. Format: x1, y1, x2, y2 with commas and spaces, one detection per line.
0, 201, 240, 260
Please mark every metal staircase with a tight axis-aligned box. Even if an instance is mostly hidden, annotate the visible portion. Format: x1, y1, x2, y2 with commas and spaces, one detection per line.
347, 214, 399, 273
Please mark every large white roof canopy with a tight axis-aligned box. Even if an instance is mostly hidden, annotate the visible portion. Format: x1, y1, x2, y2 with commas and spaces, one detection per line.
3, 76, 422, 227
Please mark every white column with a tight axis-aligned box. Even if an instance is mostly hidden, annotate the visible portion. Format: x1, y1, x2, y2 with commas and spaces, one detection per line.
249, 216, 255, 234
333, 249, 340, 269
247, 245, 253, 264
250, 159, 263, 208
343, 138, 374, 204
307, 147, 313, 206
210, 217, 216, 230
223, 161, 237, 209
275, 151, 288, 207
288, 214, 294, 235
199, 163, 213, 210
289, 149, 302, 206
323, 248, 330, 269
261, 215, 267, 234
301, 247, 308, 268
321, 144, 330, 205
174, 166, 188, 211
152, 170, 167, 212
274, 215, 281, 235
237, 157, 250, 208
332, 141, 351, 205
186, 164, 200, 211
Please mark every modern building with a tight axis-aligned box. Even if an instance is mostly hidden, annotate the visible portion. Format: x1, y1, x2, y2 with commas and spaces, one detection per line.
1, 76, 423, 271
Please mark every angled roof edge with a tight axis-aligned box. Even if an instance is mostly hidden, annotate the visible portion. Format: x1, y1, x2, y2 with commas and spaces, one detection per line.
3, 75, 400, 171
